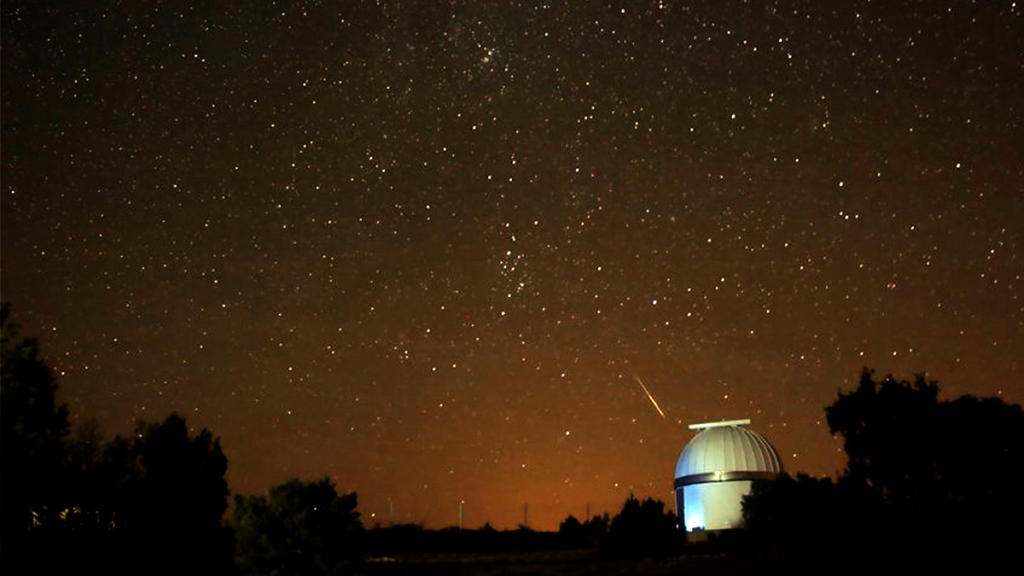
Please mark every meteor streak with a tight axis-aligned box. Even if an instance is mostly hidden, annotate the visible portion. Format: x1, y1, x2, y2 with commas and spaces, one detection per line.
634, 375, 666, 419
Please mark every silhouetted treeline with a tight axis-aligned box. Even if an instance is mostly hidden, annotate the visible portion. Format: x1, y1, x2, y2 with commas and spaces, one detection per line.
1, 304, 70, 567
2, 305, 234, 575
9, 301, 1024, 572
743, 368, 1024, 564
601, 494, 679, 558
363, 497, 675, 560
558, 511, 609, 549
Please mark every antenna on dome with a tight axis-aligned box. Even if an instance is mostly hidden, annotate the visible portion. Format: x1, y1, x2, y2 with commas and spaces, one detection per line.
688, 418, 751, 430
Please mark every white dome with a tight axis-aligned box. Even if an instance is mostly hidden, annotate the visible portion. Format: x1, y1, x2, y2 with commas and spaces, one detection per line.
674, 420, 782, 480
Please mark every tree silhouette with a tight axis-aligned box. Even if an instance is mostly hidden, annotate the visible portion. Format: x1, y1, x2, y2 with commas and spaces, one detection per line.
101, 414, 234, 574
558, 514, 584, 547
1, 303, 73, 571
1, 305, 236, 573
557, 512, 610, 549
743, 473, 878, 552
745, 367, 1024, 564
234, 477, 363, 575
583, 512, 610, 545
603, 494, 677, 558
827, 368, 1024, 534
826, 369, 942, 511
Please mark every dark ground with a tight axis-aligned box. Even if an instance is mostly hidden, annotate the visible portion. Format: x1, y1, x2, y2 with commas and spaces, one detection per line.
358, 549, 786, 576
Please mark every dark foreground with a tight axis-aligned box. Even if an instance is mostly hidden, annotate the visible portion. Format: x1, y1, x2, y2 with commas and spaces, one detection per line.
355, 544, 1003, 576
358, 549, 782, 576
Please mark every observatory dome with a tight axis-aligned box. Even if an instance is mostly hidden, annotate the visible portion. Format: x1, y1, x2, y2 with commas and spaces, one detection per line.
674, 419, 782, 480
673, 419, 782, 532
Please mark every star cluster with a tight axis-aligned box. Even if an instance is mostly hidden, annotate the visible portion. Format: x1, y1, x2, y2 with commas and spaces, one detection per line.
3, 1, 1021, 530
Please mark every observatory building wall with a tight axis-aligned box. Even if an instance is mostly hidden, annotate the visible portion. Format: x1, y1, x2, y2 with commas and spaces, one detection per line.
679, 480, 751, 531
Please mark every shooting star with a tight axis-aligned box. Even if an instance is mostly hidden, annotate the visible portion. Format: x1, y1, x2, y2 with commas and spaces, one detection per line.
634, 375, 666, 419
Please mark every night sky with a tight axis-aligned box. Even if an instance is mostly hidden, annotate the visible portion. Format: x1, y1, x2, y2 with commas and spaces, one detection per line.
2, 1, 1021, 530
